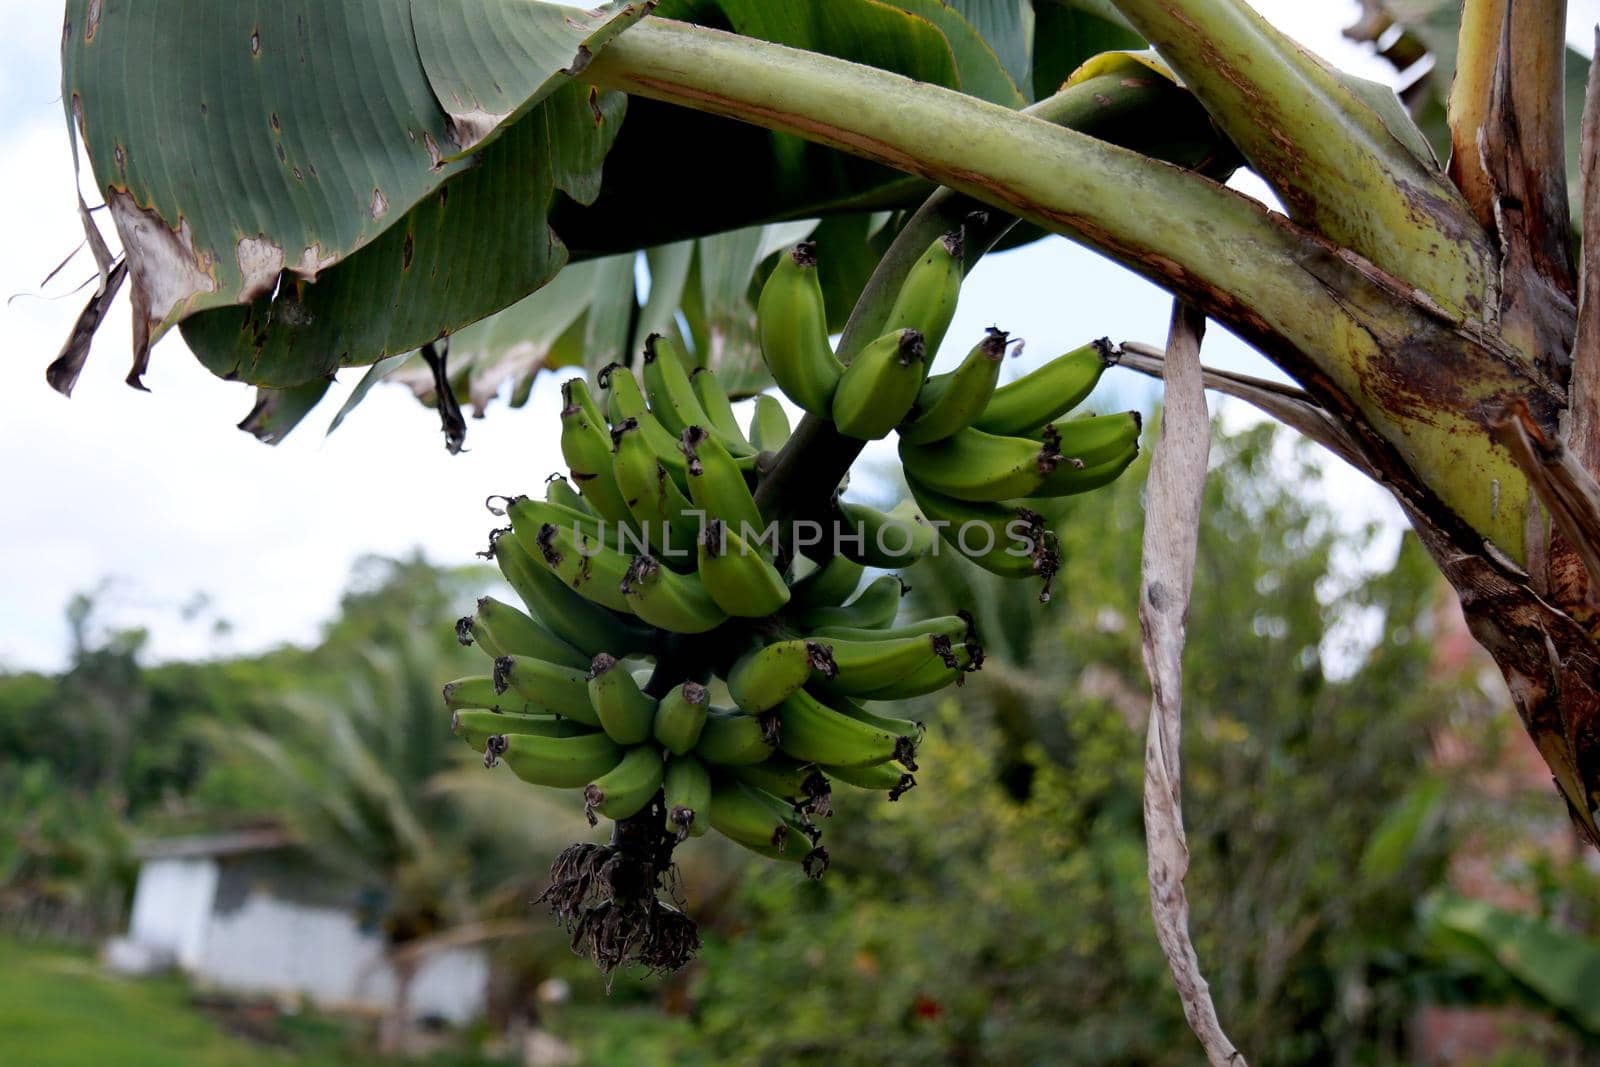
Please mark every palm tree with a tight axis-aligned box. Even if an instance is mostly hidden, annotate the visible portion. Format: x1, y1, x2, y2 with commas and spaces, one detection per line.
207, 561, 575, 1052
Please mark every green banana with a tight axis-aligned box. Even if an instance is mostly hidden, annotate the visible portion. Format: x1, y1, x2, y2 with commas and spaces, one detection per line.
586, 653, 658, 745
532, 522, 636, 614
1035, 443, 1140, 498
698, 520, 791, 618
794, 574, 905, 632
682, 427, 766, 539
1038, 411, 1143, 470
485, 730, 622, 790
788, 552, 864, 608
707, 779, 822, 866
897, 425, 1063, 502
695, 707, 780, 766
906, 478, 1061, 589
823, 760, 917, 800
611, 418, 703, 565
456, 596, 583, 671
830, 695, 927, 764
490, 530, 652, 659
642, 333, 713, 440
664, 753, 713, 840
855, 644, 970, 698
731, 756, 832, 817
808, 631, 962, 696
837, 498, 934, 569
899, 328, 1010, 444
810, 612, 973, 645
756, 242, 843, 415
505, 494, 606, 551
451, 709, 590, 753
544, 475, 592, 515
559, 380, 634, 526
972, 339, 1119, 437
653, 680, 711, 755
583, 745, 664, 824
831, 328, 926, 441
748, 394, 792, 452
690, 366, 755, 455
442, 675, 536, 715
726, 639, 833, 714
881, 231, 963, 358
599, 363, 691, 485
775, 688, 916, 769
492, 655, 602, 725
620, 555, 728, 635
564, 370, 610, 428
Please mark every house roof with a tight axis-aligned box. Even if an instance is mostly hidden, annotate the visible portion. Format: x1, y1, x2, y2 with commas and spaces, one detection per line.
135, 825, 297, 861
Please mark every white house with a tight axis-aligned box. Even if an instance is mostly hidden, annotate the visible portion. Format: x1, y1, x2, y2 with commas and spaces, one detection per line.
114, 827, 488, 1024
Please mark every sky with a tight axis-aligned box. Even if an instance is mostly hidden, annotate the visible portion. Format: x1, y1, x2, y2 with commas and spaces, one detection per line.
1, 1, 1597, 672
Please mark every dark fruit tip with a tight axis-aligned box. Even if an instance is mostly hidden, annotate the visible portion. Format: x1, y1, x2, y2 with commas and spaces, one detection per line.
455, 617, 476, 647
492, 656, 514, 694
484, 493, 519, 516
609, 416, 639, 445
980, 328, 1009, 361
802, 846, 830, 880
888, 774, 916, 802
681, 680, 709, 705
476, 527, 507, 561
1129, 409, 1144, 433
701, 517, 726, 556
643, 332, 663, 362
1093, 337, 1122, 366
898, 329, 926, 364
940, 229, 964, 259
587, 652, 618, 679
596, 362, 623, 389
536, 522, 562, 566
790, 240, 818, 268
805, 640, 839, 679
1037, 424, 1063, 474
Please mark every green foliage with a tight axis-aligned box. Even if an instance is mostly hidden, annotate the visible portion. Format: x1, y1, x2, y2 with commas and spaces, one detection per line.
1422, 892, 1600, 1036
684, 422, 1477, 1065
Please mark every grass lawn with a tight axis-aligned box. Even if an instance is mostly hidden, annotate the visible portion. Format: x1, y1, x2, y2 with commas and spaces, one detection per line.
0, 937, 699, 1067
0, 937, 492, 1067
0, 937, 351, 1067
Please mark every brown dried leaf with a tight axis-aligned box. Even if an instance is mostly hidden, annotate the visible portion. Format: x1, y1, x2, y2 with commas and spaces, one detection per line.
1118, 341, 1376, 478
1138, 302, 1245, 1067
1569, 27, 1600, 472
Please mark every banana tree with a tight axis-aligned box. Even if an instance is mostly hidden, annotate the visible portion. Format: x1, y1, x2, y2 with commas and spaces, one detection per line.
44, 0, 1599, 1060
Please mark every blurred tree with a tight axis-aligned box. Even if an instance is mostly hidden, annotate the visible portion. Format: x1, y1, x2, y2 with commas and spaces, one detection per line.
202, 554, 571, 1051
685, 421, 1486, 1066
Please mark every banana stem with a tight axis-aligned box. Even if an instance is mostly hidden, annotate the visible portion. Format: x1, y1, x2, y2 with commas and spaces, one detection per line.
583, 14, 1551, 561
832, 74, 1199, 362
753, 84, 1152, 531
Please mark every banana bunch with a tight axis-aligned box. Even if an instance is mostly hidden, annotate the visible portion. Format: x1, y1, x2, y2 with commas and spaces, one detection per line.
447, 228, 1139, 975
758, 235, 1135, 600
449, 330, 994, 880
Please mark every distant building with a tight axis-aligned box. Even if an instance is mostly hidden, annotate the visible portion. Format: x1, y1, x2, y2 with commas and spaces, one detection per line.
112, 827, 487, 1023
